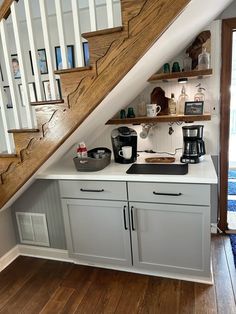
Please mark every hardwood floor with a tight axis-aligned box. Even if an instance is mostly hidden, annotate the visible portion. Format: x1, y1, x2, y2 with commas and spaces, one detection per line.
0, 236, 235, 314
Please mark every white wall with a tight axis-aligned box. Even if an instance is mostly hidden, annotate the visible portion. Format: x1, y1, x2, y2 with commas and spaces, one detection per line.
0, 208, 16, 257
88, 21, 222, 157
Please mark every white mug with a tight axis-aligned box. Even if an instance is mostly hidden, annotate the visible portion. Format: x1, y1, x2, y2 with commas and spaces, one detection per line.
119, 146, 132, 159
146, 104, 161, 117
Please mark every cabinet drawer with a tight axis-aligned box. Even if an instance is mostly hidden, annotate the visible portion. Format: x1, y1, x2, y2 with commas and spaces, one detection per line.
128, 182, 210, 205
59, 180, 127, 200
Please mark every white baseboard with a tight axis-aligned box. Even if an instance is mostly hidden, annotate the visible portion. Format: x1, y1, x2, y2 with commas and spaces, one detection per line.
211, 223, 218, 234
0, 246, 20, 272
17, 245, 70, 263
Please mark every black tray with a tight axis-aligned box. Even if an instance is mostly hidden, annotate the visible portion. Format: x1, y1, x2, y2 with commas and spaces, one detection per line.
126, 163, 188, 175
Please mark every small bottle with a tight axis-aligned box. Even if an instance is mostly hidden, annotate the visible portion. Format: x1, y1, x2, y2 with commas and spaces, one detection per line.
198, 47, 210, 70
183, 53, 192, 72
79, 142, 88, 158
169, 93, 176, 115
178, 86, 189, 115
194, 84, 205, 102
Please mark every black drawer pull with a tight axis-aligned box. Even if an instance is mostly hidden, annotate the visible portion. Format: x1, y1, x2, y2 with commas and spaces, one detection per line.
153, 191, 182, 197
80, 188, 104, 193
131, 206, 135, 231
123, 206, 128, 230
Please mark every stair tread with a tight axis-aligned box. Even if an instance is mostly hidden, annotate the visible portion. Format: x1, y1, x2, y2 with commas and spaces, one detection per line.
82, 26, 123, 39
0, 153, 17, 158
8, 128, 40, 133
31, 99, 64, 106
55, 66, 92, 75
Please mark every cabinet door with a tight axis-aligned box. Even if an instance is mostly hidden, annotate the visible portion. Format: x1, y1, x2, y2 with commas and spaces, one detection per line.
129, 202, 211, 279
62, 199, 132, 267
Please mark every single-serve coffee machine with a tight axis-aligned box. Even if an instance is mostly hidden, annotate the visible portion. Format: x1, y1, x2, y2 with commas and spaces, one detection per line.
111, 127, 137, 164
180, 125, 206, 164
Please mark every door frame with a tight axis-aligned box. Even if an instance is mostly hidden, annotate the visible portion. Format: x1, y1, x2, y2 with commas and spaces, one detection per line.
219, 18, 236, 231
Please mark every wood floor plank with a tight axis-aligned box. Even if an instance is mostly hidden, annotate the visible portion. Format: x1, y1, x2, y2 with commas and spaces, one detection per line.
74, 268, 125, 314
137, 277, 180, 314
39, 287, 75, 314
0, 236, 235, 313
0, 256, 46, 311
60, 265, 97, 313
0, 260, 71, 314
194, 283, 217, 314
212, 235, 236, 314
179, 281, 195, 314
114, 272, 149, 314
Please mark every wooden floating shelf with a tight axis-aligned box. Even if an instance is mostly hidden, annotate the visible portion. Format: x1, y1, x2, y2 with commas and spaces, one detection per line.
148, 69, 213, 83
106, 114, 211, 125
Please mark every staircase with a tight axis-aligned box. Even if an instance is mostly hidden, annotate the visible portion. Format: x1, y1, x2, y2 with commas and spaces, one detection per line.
0, 0, 190, 209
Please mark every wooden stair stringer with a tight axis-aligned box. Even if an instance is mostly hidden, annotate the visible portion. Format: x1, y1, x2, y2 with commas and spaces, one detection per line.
0, 0, 190, 208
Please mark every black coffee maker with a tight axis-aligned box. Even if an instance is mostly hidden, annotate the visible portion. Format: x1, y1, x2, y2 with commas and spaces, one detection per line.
180, 125, 206, 164
111, 126, 137, 164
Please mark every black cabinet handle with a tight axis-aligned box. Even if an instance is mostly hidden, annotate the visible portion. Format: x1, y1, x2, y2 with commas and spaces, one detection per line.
80, 188, 104, 193
153, 191, 182, 197
123, 206, 128, 230
131, 206, 135, 231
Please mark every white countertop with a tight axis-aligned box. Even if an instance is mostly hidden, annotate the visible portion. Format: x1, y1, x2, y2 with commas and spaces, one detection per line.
36, 153, 218, 184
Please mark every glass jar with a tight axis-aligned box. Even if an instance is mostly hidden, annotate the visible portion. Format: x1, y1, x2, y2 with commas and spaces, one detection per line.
198, 48, 210, 70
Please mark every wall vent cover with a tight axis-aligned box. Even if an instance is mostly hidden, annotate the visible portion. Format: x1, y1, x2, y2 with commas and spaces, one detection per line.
16, 212, 50, 247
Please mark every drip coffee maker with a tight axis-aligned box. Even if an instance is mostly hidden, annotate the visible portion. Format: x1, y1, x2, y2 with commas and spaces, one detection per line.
180, 125, 206, 164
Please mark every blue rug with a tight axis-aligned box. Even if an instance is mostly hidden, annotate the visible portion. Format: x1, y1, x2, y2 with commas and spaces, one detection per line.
228, 181, 236, 195
229, 235, 236, 267
228, 199, 236, 212
229, 170, 236, 179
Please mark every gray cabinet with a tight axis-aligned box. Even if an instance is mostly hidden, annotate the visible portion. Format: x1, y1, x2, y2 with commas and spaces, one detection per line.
129, 202, 211, 279
61, 198, 132, 267
60, 179, 212, 282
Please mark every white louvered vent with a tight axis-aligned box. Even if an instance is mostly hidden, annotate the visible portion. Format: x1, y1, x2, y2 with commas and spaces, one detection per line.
16, 212, 50, 247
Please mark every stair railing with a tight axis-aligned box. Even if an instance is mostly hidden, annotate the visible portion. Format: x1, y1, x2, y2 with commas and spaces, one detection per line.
0, 0, 121, 154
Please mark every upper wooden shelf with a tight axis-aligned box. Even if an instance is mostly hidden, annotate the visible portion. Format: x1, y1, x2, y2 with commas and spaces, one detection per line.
106, 114, 211, 125
148, 69, 213, 83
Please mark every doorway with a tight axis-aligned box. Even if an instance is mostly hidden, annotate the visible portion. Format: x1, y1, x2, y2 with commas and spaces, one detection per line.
219, 18, 236, 232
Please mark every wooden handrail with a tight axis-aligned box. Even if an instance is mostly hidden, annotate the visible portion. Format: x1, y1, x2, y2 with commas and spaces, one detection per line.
0, 0, 18, 21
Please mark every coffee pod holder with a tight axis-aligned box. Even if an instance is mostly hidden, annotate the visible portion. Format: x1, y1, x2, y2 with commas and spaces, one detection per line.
73, 147, 111, 172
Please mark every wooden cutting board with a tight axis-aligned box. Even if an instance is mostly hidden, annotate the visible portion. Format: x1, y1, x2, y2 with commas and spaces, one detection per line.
145, 157, 175, 163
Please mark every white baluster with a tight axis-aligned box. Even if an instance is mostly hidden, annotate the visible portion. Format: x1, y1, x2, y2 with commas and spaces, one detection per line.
39, 0, 57, 100
0, 20, 21, 129
88, 0, 97, 31
24, 0, 43, 101
106, 0, 114, 28
11, 1, 37, 128
55, 0, 68, 69
71, 0, 84, 67
0, 83, 14, 153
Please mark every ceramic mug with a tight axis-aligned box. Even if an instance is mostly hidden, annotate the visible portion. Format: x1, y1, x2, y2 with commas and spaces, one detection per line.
119, 146, 132, 159
146, 104, 161, 117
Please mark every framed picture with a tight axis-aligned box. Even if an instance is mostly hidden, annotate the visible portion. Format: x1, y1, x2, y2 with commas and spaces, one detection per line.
55, 45, 75, 70
11, 54, 21, 79
3, 86, 13, 108
184, 101, 204, 115
18, 83, 37, 107
29, 49, 48, 75
42, 79, 61, 101
83, 42, 90, 66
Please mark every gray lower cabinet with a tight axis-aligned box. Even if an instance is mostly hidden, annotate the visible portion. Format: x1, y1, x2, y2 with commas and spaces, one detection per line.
61, 198, 132, 267
60, 180, 212, 281
129, 202, 211, 278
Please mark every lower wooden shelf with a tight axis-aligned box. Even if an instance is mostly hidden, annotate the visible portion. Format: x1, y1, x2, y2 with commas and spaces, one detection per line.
106, 114, 211, 125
